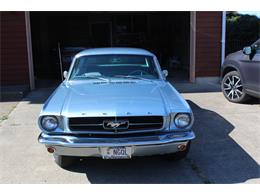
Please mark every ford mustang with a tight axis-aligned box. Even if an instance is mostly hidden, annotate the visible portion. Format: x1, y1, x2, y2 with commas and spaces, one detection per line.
38, 48, 195, 168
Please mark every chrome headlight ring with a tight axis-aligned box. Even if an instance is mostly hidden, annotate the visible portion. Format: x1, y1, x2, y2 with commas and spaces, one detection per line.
173, 113, 192, 129
40, 116, 59, 131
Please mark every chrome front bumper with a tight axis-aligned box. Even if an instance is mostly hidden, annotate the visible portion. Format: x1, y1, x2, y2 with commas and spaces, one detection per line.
38, 131, 195, 157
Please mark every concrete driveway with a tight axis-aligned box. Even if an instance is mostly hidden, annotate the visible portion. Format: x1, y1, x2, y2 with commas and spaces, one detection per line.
0, 84, 259, 184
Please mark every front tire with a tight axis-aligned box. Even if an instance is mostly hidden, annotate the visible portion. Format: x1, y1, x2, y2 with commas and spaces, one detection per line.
221, 71, 249, 103
54, 155, 78, 168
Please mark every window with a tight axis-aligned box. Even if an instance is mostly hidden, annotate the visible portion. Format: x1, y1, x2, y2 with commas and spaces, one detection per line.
255, 42, 260, 53
70, 55, 159, 80
252, 39, 260, 53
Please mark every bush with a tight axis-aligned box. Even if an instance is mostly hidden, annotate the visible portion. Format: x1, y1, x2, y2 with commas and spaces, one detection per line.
226, 13, 260, 54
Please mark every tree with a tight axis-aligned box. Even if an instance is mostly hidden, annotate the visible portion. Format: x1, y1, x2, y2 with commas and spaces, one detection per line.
227, 13, 259, 41
226, 13, 260, 54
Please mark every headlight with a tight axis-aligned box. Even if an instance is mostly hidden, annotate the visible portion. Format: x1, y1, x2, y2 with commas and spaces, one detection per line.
174, 113, 191, 128
41, 116, 58, 131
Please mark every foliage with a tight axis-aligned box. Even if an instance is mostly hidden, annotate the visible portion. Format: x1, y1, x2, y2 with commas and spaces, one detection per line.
226, 12, 259, 42
225, 12, 259, 54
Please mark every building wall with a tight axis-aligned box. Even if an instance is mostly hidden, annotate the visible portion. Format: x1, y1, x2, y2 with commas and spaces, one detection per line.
195, 12, 222, 77
0, 12, 29, 86
0, 11, 223, 88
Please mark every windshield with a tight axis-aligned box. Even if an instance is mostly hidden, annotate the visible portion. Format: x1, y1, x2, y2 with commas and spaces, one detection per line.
69, 54, 159, 80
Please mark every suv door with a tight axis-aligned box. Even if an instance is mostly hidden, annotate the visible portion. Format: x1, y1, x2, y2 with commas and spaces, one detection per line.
240, 39, 260, 93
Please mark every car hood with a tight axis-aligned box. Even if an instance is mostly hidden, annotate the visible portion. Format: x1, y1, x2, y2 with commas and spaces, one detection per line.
55, 80, 190, 117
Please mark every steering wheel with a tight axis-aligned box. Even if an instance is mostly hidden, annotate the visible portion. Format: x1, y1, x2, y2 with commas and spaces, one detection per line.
128, 70, 150, 76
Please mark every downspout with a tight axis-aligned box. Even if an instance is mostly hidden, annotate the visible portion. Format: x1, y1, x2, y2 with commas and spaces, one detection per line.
221, 11, 226, 65
25, 11, 35, 90
189, 12, 196, 83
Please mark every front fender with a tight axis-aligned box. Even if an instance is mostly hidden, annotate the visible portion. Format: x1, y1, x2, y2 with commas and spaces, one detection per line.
222, 60, 245, 84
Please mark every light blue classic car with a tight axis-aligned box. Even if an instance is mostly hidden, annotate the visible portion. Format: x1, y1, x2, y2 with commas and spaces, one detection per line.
38, 48, 195, 168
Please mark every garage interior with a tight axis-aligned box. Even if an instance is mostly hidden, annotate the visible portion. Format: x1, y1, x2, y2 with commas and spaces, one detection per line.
30, 12, 190, 87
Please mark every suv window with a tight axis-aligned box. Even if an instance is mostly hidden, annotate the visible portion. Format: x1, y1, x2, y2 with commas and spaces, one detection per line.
252, 39, 260, 53
256, 42, 260, 53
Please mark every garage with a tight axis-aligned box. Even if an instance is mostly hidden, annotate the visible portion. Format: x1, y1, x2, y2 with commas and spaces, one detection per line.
30, 12, 191, 86
1, 11, 223, 93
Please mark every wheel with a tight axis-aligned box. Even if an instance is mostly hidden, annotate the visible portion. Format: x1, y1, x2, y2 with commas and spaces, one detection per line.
54, 154, 78, 168
164, 141, 191, 160
221, 71, 249, 103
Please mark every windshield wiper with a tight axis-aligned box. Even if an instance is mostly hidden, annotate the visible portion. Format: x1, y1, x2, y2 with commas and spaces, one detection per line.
74, 75, 109, 82
113, 75, 153, 82
86, 76, 110, 82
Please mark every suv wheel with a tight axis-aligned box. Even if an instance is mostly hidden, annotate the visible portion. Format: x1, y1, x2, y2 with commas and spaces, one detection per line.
221, 71, 249, 103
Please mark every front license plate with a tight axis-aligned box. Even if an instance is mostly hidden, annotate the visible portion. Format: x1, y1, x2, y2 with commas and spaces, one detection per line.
100, 147, 132, 159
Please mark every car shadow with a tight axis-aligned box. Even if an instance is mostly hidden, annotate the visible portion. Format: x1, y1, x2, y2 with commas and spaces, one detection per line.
63, 100, 260, 184
186, 100, 260, 184
245, 97, 260, 105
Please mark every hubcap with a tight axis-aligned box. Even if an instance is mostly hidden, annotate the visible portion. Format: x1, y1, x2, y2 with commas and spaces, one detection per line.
223, 75, 243, 100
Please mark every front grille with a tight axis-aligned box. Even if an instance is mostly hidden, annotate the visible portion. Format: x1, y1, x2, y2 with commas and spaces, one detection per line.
68, 116, 164, 134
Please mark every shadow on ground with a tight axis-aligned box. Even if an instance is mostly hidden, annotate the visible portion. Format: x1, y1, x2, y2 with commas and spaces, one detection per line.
170, 81, 221, 93
23, 87, 56, 104
62, 100, 260, 184
187, 100, 259, 183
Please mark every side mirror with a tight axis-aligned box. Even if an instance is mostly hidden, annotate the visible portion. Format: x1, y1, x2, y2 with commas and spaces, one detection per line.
63, 71, 68, 79
243, 46, 252, 55
162, 70, 168, 78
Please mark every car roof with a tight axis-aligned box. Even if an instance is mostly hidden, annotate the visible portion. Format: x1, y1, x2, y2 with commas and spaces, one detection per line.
75, 47, 155, 58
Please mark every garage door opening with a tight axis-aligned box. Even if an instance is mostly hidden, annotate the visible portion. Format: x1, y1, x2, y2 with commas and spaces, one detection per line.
30, 12, 190, 87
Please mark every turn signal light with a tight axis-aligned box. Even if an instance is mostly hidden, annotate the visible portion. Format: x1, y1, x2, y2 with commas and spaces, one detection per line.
47, 147, 55, 153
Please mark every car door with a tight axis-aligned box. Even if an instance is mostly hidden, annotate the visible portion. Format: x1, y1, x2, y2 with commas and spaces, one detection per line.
240, 40, 260, 93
